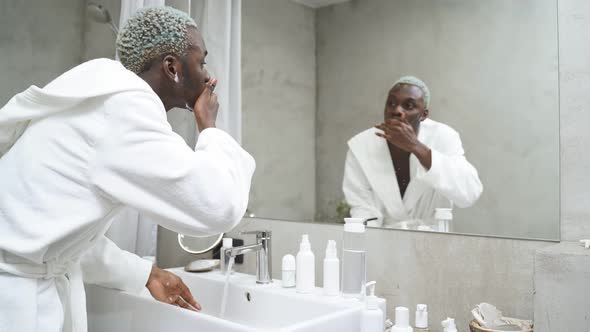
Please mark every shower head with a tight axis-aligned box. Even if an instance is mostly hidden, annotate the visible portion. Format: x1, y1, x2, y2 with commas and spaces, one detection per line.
87, 2, 119, 34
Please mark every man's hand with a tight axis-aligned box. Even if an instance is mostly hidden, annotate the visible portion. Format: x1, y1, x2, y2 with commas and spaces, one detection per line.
193, 78, 219, 132
375, 113, 432, 169
375, 113, 420, 152
146, 266, 201, 311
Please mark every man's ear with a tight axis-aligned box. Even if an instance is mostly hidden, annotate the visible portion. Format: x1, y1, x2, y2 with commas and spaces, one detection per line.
162, 55, 180, 82
420, 109, 429, 121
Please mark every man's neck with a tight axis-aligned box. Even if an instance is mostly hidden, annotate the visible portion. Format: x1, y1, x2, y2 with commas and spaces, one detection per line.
139, 71, 175, 111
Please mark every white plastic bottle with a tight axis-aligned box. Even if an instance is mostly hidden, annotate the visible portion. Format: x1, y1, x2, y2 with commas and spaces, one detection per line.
296, 234, 315, 293
435, 208, 453, 233
323, 240, 340, 296
364, 281, 387, 327
441, 318, 457, 332
391, 307, 413, 332
414, 304, 429, 332
361, 281, 384, 332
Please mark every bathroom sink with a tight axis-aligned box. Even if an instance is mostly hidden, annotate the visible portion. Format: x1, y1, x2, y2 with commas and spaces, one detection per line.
86, 267, 366, 332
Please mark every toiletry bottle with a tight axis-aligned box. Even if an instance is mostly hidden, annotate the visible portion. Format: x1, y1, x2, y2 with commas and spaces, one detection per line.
361, 281, 384, 332
323, 240, 339, 296
414, 304, 429, 332
220, 237, 233, 273
296, 234, 315, 293
441, 317, 457, 332
391, 307, 413, 332
341, 218, 367, 297
435, 208, 453, 233
282, 254, 296, 288
364, 281, 387, 327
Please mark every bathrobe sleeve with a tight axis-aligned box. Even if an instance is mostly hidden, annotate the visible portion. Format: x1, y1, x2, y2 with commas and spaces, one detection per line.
342, 149, 383, 226
80, 236, 152, 293
415, 128, 483, 208
90, 91, 256, 237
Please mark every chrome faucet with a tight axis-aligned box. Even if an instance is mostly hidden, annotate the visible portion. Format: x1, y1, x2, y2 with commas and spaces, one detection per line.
224, 230, 272, 284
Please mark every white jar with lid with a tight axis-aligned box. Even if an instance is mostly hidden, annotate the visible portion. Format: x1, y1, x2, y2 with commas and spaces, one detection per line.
435, 208, 453, 233
281, 254, 296, 288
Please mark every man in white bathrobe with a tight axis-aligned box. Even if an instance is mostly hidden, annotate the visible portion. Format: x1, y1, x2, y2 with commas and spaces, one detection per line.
342, 76, 482, 228
0, 7, 255, 332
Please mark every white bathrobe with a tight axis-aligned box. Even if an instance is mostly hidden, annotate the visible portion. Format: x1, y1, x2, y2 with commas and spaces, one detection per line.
342, 119, 482, 228
0, 59, 255, 332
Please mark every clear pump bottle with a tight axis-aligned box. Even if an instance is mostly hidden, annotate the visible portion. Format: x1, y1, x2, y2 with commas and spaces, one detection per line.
341, 218, 366, 297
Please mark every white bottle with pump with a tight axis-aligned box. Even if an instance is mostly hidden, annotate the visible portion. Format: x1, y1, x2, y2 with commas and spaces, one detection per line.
364, 281, 387, 327
323, 240, 339, 296
391, 307, 413, 332
296, 234, 315, 293
441, 318, 457, 332
361, 281, 383, 332
414, 304, 429, 332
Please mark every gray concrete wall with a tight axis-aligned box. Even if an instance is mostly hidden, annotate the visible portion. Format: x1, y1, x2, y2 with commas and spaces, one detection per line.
559, 0, 590, 242
534, 242, 590, 332
82, 0, 120, 61
241, 0, 317, 221
0, 0, 85, 105
315, 0, 560, 240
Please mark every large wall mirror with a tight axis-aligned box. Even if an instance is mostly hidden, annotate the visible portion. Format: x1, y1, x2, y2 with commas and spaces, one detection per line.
242, 0, 560, 240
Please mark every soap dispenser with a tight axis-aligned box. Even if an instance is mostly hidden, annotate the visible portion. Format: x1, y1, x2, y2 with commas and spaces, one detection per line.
360, 281, 384, 332
296, 234, 315, 293
441, 317, 457, 332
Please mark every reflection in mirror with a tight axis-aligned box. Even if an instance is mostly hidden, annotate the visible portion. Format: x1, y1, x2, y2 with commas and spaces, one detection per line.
343, 76, 482, 231
242, 0, 559, 240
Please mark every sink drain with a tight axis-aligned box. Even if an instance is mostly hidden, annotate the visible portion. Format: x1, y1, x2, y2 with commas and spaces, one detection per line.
244, 292, 252, 302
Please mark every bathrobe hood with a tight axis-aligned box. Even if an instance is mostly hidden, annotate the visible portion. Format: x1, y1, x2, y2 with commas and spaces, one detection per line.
0, 58, 154, 156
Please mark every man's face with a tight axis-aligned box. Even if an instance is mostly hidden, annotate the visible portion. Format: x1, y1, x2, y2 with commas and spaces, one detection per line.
384, 84, 429, 132
181, 28, 211, 108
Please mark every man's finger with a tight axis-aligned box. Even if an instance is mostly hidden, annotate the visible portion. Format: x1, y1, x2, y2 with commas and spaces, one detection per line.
208, 78, 218, 93
176, 297, 190, 309
375, 132, 389, 140
180, 284, 201, 310
386, 118, 404, 126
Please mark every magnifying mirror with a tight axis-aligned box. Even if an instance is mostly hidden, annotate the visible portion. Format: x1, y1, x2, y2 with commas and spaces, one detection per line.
177, 233, 224, 254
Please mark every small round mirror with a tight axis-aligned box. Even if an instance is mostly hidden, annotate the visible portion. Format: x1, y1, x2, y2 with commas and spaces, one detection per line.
177, 233, 224, 255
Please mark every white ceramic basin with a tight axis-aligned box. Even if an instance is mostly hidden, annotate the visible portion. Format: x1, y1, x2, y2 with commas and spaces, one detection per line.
87, 267, 367, 332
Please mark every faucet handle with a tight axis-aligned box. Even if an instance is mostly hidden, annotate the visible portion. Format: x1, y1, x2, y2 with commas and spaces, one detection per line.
240, 230, 271, 238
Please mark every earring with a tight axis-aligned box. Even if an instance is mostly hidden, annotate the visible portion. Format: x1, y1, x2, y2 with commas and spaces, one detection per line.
174, 73, 179, 83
